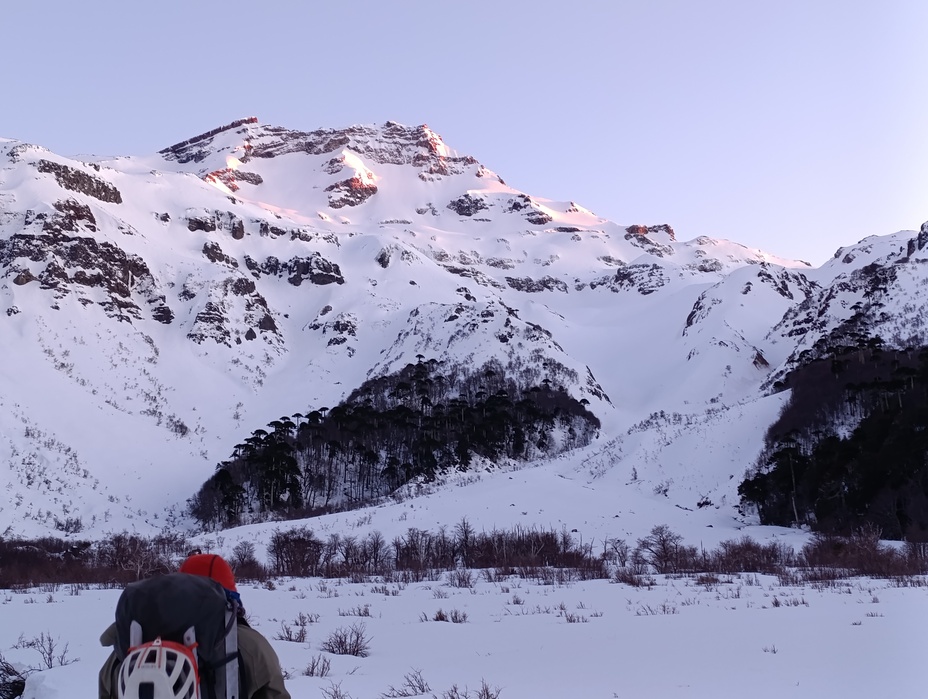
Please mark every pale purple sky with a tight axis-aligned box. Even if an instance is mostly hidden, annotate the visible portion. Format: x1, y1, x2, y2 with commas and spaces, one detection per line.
2, 0, 925, 265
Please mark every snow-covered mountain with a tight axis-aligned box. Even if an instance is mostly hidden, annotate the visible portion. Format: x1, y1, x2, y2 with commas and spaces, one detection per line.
0, 117, 924, 539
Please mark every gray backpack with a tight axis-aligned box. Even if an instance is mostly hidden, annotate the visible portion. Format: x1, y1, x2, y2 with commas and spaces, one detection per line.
114, 573, 240, 699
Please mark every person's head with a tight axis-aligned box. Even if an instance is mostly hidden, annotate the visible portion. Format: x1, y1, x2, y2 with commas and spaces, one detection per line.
178, 552, 238, 593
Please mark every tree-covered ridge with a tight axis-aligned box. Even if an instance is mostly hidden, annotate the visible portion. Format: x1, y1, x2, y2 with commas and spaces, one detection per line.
739, 342, 928, 541
190, 358, 600, 528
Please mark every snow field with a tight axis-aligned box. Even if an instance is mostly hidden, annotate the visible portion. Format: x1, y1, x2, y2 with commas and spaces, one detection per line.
3, 570, 924, 698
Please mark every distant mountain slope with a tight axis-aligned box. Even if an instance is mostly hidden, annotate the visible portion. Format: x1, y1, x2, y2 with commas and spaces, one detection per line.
0, 118, 923, 539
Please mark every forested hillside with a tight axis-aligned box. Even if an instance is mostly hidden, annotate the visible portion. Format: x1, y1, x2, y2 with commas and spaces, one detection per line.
189, 358, 600, 527
740, 342, 928, 540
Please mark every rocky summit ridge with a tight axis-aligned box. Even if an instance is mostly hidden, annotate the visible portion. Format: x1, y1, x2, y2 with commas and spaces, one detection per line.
0, 117, 924, 538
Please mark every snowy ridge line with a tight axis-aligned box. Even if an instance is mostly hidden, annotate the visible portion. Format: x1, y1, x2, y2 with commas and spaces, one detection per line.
159, 116, 259, 155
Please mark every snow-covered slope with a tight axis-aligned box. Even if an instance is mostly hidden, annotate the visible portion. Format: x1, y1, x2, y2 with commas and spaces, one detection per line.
0, 118, 923, 539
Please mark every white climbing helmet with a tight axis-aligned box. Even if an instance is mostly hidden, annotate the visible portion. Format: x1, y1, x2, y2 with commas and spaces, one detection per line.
117, 637, 200, 699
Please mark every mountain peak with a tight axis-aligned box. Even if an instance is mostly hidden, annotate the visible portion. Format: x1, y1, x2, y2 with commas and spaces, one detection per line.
158, 118, 474, 172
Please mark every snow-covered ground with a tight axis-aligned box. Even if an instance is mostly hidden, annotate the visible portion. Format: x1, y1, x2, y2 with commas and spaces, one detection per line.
4, 567, 925, 698
3, 463, 926, 699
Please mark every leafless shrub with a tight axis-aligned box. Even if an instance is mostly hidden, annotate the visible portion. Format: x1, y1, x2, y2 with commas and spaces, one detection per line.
338, 604, 372, 617
440, 679, 502, 699
304, 653, 331, 678
801, 528, 919, 577
321, 623, 371, 657
635, 602, 677, 616
370, 584, 401, 596
14, 632, 76, 669
450, 568, 475, 589
380, 669, 431, 697
321, 681, 353, 699
275, 622, 306, 643
613, 566, 654, 588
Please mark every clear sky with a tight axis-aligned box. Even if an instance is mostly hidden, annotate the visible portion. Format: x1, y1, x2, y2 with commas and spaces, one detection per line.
2, 0, 925, 265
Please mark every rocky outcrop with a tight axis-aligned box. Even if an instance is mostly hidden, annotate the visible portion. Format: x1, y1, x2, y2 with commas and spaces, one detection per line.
325, 176, 378, 208
26, 199, 99, 236
447, 194, 487, 217
308, 310, 359, 353
244, 253, 344, 286
185, 210, 250, 239
906, 222, 928, 257
624, 225, 675, 257
160, 119, 479, 183
626, 224, 676, 241
586, 263, 669, 295
204, 167, 263, 192
203, 242, 239, 268
505, 194, 552, 225
36, 160, 122, 204
505, 276, 569, 293
158, 117, 259, 163
187, 276, 279, 347
0, 225, 171, 322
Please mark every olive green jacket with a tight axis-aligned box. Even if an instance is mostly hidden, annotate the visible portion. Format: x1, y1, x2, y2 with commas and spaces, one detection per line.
98, 621, 290, 699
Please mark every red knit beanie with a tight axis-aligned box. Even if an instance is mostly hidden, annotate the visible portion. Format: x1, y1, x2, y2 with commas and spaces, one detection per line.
179, 553, 238, 593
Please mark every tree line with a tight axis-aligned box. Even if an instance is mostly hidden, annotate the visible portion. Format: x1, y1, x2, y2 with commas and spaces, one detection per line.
2, 523, 925, 590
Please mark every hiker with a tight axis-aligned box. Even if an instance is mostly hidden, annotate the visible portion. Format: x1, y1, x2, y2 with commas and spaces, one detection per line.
99, 553, 291, 699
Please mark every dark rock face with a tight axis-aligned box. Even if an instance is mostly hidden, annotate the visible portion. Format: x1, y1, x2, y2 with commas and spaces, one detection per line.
587, 263, 669, 295
204, 167, 264, 192
151, 305, 174, 324
189, 302, 230, 345
255, 221, 336, 244
325, 176, 378, 208
187, 215, 218, 233
754, 264, 815, 301
244, 253, 344, 286
624, 226, 674, 258
231, 219, 245, 239
626, 224, 676, 241
505, 276, 569, 293
33, 199, 98, 235
203, 242, 239, 268
525, 211, 552, 226
0, 224, 167, 322
308, 311, 358, 348
447, 194, 487, 217
186, 277, 279, 347
907, 223, 928, 257
230, 277, 256, 296
504, 194, 551, 225
36, 160, 122, 204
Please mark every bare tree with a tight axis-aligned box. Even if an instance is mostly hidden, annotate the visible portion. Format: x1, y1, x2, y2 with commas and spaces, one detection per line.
635, 525, 684, 574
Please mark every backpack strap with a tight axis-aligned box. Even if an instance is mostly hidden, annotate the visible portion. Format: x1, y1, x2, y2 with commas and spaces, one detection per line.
129, 621, 143, 649
206, 600, 240, 699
